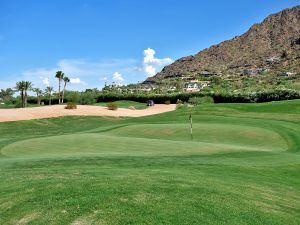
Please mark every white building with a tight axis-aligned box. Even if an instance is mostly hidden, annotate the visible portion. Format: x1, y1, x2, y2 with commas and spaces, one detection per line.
184, 81, 210, 92
168, 86, 177, 91
282, 72, 296, 77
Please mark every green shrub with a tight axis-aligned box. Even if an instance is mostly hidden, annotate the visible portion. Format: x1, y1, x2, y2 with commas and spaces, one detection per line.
165, 100, 171, 105
107, 102, 118, 110
65, 102, 77, 109
67, 92, 80, 104
188, 96, 214, 105
176, 99, 183, 105
80, 92, 97, 105
14, 99, 23, 108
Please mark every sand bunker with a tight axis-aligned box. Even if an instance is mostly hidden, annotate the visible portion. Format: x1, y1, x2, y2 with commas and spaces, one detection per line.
0, 104, 176, 122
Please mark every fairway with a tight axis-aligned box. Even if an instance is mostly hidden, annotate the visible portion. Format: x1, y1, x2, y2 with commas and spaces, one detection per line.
0, 100, 300, 224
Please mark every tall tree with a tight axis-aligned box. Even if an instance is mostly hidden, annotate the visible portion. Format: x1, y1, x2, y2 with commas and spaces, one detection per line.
175, 79, 184, 92
33, 88, 43, 105
55, 71, 64, 104
24, 81, 33, 107
16, 81, 26, 107
45, 86, 54, 105
61, 76, 70, 104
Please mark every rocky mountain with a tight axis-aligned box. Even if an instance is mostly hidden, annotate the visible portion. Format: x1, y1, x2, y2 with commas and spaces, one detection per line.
146, 5, 300, 83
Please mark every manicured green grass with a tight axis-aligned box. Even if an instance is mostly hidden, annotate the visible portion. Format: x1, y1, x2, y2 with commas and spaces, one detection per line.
95, 100, 148, 109
0, 100, 300, 224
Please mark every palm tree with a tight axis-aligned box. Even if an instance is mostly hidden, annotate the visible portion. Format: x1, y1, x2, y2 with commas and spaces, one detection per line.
55, 71, 64, 104
61, 76, 70, 104
16, 81, 26, 107
23, 81, 33, 107
45, 86, 54, 105
33, 88, 43, 105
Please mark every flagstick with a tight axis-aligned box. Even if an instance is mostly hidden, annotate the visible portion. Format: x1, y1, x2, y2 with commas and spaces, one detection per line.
190, 114, 193, 140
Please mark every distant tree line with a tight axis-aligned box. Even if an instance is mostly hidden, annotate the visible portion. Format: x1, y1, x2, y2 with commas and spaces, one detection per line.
17, 88, 300, 105
95, 88, 300, 104
0, 71, 71, 108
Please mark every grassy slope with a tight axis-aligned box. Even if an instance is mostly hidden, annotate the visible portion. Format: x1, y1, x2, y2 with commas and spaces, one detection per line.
0, 100, 300, 224
95, 100, 148, 109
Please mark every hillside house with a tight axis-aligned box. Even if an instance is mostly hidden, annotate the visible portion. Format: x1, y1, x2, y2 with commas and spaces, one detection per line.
184, 80, 210, 92
136, 86, 153, 92
185, 82, 199, 92
168, 86, 177, 91
281, 72, 296, 77
128, 85, 154, 93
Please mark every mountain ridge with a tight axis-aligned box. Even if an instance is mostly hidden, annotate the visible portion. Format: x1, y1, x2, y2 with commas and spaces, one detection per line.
146, 5, 300, 83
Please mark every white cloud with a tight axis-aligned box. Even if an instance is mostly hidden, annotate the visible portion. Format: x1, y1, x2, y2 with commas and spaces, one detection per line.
24, 69, 55, 88
100, 76, 108, 81
143, 48, 173, 65
70, 78, 85, 85
70, 78, 81, 84
112, 72, 124, 85
143, 48, 173, 77
40, 77, 50, 86
145, 65, 156, 77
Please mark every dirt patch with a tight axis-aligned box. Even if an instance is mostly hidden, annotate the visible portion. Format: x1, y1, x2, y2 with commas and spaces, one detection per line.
71, 215, 106, 225
16, 213, 38, 225
0, 104, 176, 123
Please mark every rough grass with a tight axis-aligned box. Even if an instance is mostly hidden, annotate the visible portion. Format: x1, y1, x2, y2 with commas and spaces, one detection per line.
0, 100, 300, 224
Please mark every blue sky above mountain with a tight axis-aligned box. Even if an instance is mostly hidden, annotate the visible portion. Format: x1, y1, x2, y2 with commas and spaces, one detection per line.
0, 0, 299, 90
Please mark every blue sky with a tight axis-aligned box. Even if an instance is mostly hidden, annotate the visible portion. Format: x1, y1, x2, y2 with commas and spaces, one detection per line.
0, 0, 299, 90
